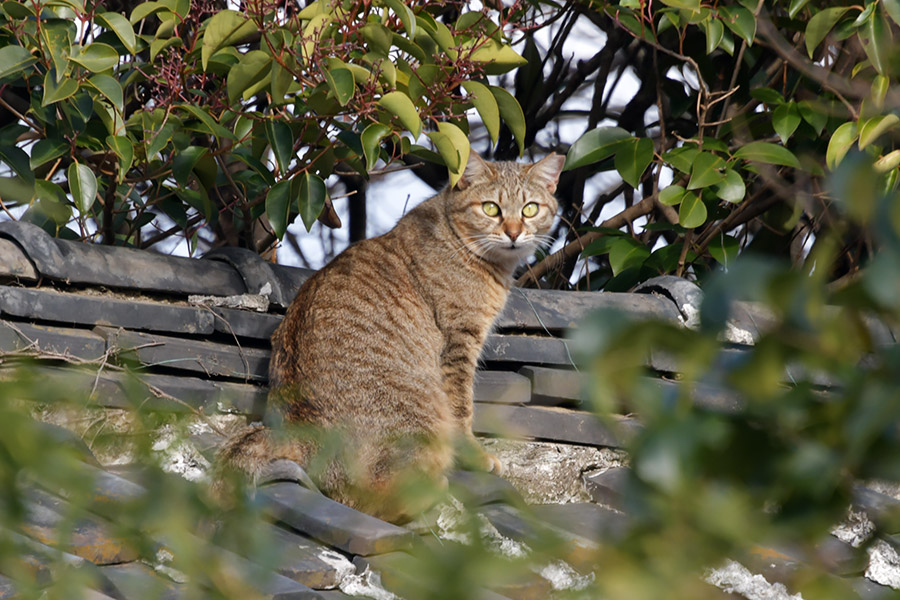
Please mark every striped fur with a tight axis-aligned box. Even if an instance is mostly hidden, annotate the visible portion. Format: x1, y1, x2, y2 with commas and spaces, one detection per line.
219, 153, 564, 522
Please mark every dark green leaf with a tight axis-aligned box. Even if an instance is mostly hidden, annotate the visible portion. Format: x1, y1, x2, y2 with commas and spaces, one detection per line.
678, 191, 707, 228
87, 74, 124, 114
0, 45, 38, 81
361, 123, 392, 172
0, 146, 34, 185
615, 137, 654, 188
788, 0, 811, 19
70, 43, 119, 72
323, 66, 354, 106
773, 102, 801, 144
297, 172, 327, 232
609, 237, 650, 276
68, 162, 98, 214
687, 152, 725, 190
146, 122, 176, 158
201, 9, 257, 70
859, 10, 893, 76
750, 88, 785, 105
265, 119, 294, 174
490, 86, 526, 156
266, 180, 291, 239
226, 50, 271, 105
564, 127, 632, 171
797, 100, 828, 135
42, 70, 79, 106
718, 6, 755, 46
580, 236, 617, 259
703, 18, 724, 54
30, 138, 68, 170
734, 142, 801, 168
172, 146, 208, 186
179, 104, 236, 140
106, 135, 133, 182
96, 11, 137, 53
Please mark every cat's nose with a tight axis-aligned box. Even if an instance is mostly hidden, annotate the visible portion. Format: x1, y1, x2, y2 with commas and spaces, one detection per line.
506, 228, 521, 241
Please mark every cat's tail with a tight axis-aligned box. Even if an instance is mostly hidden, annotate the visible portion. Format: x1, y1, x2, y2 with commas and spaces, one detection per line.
211, 423, 319, 502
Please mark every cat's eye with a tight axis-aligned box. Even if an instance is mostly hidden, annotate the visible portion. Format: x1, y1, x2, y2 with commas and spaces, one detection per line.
522, 203, 539, 218
482, 202, 500, 217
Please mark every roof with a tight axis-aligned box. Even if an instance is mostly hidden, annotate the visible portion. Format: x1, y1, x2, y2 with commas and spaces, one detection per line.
0, 220, 898, 599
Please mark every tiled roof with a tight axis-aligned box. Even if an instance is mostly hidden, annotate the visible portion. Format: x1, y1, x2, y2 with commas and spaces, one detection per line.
0, 220, 898, 599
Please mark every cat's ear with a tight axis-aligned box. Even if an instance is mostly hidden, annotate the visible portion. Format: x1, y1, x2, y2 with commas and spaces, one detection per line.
528, 153, 566, 193
457, 153, 493, 190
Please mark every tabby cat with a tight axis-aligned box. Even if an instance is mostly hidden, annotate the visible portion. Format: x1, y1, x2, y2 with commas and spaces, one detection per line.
218, 153, 564, 522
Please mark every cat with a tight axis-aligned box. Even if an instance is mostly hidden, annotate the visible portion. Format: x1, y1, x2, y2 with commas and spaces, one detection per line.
217, 152, 564, 522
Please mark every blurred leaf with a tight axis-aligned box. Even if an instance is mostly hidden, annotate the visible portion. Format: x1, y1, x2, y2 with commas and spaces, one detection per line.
716, 169, 746, 203
361, 122, 392, 172
106, 135, 133, 182
172, 146, 208, 186
659, 185, 686, 206
265, 119, 294, 174
489, 86, 526, 156
0, 45, 38, 81
564, 127, 632, 171
751, 88, 785, 105
805, 7, 850, 58
609, 237, 650, 275
663, 146, 700, 173
826, 122, 858, 170
858, 114, 900, 149
797, 100, 828, 135
70, 43, 119, 72
687, 152, 725, 190
734, 142, 801, 168
146, 122, 176, 158
709, 233, 740, 266
179, 104, 236, 141
297, 172, 327, 231
467, 38, 528, 74
885, 0, 900, 26
201, 9, 257, 70
874, 149, 900, 173
789, 0, 811, 18
378, 91, 422, 138
462, 81, 500, 145
773, 102, 801, 144
266, 180, 291, 239
659, 0, 700, 9
615, 137, 654, 188
678, 191, 707, 228
68, 162, 98, 214
96, 11, 137, 53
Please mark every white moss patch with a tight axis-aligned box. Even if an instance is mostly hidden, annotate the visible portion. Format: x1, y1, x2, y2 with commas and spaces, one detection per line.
706, 560, 803, 600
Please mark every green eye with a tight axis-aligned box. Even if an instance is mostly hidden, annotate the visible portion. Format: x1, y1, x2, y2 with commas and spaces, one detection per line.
482, 202, 500, 217
522, 202, 539, 218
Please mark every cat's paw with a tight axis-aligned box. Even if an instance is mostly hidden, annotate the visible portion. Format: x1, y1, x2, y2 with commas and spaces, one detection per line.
484, 452, 504, 475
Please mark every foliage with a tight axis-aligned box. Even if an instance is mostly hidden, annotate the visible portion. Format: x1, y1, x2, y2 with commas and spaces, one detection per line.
0, 0, 528, 253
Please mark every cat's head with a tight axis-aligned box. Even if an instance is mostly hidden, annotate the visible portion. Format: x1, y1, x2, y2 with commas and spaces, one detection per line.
448, 153, 564, 269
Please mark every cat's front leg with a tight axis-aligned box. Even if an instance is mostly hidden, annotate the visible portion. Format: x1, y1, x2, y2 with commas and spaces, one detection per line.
440, 334, 504, 474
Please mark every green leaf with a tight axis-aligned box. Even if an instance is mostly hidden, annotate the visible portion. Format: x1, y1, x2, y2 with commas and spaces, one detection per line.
659, 185, 686, 206
40, 21, 73, 83
718, 6, 755, 46
202, 9, 257, 71
678, 191, 707, 228
859, 9, 892, 76
87, 74, 124, 114
427, 122, 470, 187
733, 142, 801, 168
709, 234, 739, 266
805, 7, 849, 58
715, 168, 746, 203
615, 137, 654, 188
859, 114, 900, 149
874, 149, 900, 173
773, 102, 801, 144
172, 146, 208, 186
271, 61, 293, 104
564, 127, 632, 171
788, 0, 811, 19
266, 180, 291, 239
361, 123, 392, 172
297, 172, 327, 231
130, 1, 166, 23
30, 138, 68, 170
323, 66, 354, 106
489, 86, 526, 156
885, 0, 900, 26
96, 11, 136, 53
663, 147, 699, 173
687, 152, 725, 190
227, 50, 271, 104
826, 121, 858, 170
302, 14, 334, 59
378, 91, 422, 138
0, 146, 34, 185
462, 81, 500, 146
580, 235, 617, 259
68, 162, 98, 214
42, 69, 78, 106
798, 100, 828, 135
146, 122, 176, 157
382, 0, 416, 38
0, 45, 37, 79
70, 43, 119, 72
609, 238, 650, 276
659, 0, 700, 9
265, 119, 294, 174
750, 88, 784, 105
466, 38, 528, 75
106, 135, 133, 182
703, 18, 724, 54
179, 104, 236, 140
